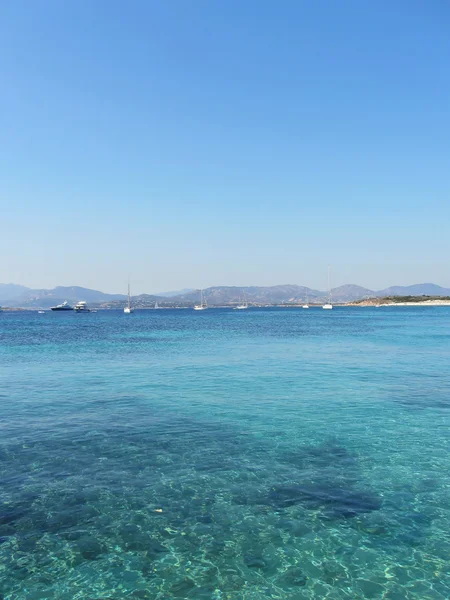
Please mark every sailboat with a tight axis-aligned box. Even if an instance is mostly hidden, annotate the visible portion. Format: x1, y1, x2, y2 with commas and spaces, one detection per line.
154, 302, 159, 309
124, 282, 134, 314
194, 289, 208, 310
323, 267, 333, 310
302, 289, 309, 309
235, 289, 248, 310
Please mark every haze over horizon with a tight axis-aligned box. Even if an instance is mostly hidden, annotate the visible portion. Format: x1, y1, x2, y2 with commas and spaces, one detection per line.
1, 1, 449, 294
2, 279, 450, 299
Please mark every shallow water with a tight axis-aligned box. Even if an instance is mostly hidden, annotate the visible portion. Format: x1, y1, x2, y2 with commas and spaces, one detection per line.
1, 307, 450, 599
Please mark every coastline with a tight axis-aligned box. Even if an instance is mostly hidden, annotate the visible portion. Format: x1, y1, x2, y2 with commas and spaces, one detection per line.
380, 300, 450, 306
3, 301, 450, 311
348, 300, 450, 307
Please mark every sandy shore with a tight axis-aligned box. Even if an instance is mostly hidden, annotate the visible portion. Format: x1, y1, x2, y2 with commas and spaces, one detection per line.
379, 300, 450, 306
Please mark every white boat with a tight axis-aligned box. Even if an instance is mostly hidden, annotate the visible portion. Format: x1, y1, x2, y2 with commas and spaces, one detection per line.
124, 282, 134, 314
323, 266, 333, 309
50, 301, 73, 311
74, 301, 90, 313
194, 289, 208, 310
154, 302, 159, 309
38, 310, 45, 314
235, 290, 248, 310
302, 289, 309, 309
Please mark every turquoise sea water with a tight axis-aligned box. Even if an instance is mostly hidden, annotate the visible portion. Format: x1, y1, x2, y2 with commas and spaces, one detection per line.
1, 307, 450, 600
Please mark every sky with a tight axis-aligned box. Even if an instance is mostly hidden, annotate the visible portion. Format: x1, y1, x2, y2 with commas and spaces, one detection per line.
1, 0, 449, 294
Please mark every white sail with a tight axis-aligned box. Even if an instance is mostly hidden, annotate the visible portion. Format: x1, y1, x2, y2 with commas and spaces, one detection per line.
323, 267, 333, 309
235, 289, 248, 310
194, 289, 207, 310
302, 289, 309, 309
124, 281, 134, 313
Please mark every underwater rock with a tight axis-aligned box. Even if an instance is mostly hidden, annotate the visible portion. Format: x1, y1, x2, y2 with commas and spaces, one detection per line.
269, 483, 381, 517
233, 441, 381, 518
0, 505, 28, 526
196, 514, 213, 524
244, 554, 267, 569
185, 585, 217, 599
16, 533, 42, 552
266, 441, 382, 518
144, 539, 168, 560
204, 538, 226, 559
285, 443, 353, 469
125, 532, 152, 551
170, 577, 196, 597
76, 536, 105, 560
277, 566, 308, 587
130, 592, 155, 599
119, 523, 143, 549
45, 508, 83, 532
231, 484, 268, 506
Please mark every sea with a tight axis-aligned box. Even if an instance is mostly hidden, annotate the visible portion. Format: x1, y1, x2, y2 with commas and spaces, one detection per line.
1, 307, 450, 600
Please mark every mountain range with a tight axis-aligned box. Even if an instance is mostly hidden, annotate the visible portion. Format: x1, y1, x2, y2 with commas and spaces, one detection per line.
0, 285, 126, 308
1, 282, 450, 308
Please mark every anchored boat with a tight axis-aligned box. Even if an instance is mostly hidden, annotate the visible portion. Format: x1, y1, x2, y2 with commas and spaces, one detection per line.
50, 301, 74, 311
124, 282, 134, 314
74, 301, 90, 313
194, 289, 208, 310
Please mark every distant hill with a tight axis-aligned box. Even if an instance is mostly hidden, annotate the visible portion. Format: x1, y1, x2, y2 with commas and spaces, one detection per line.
328, 285, 375, 302
164, 284, 375, 305
1, 282, 450, 308
155, 288, 194, 297
2, 286, 126, 308
375, 283, 450, 297
169, 285, 323, 305
0, 283, 30, 301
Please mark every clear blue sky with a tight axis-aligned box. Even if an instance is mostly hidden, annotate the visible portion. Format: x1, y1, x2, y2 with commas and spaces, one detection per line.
1, 0, 449, 293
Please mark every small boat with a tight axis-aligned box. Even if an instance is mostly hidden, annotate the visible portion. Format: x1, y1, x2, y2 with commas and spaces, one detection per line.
74, 301, 90, 313
124, 282, 134, 314
194, 289, 208, 310
50, 301, 74, 311
234, 289, 248, 310
323, 266, 333, 310
302, 290, 309, 309
38, 310, 45, 314
154, 302, 159, 309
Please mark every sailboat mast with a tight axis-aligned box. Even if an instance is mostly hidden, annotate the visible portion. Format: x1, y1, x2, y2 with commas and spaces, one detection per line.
328, 266, 331, 303
128, 282, 131, 310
